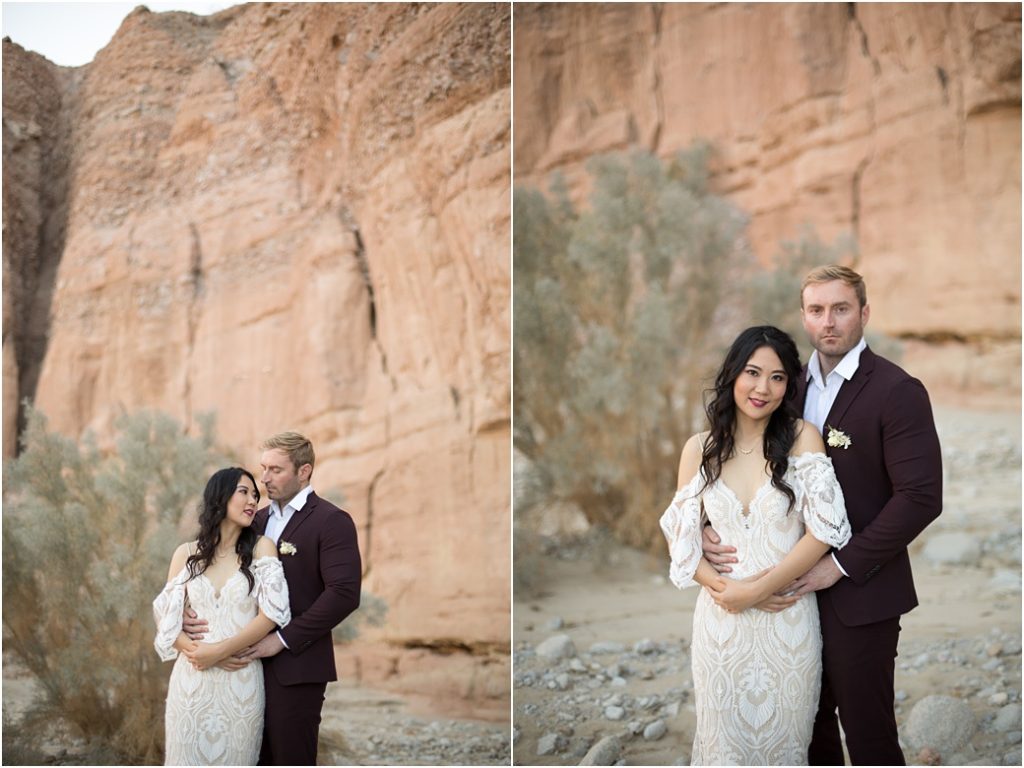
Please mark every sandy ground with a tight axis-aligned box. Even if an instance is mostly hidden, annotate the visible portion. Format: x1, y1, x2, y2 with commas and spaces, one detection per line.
512, 405, 1022, 766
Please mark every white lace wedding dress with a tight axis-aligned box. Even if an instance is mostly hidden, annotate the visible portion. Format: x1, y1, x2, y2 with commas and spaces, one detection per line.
153, 556, 291, 766
660, 452, 852, 766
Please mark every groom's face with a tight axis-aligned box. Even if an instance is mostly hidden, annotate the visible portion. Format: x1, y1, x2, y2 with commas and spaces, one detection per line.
800, 280, 869, 362
260, 448, 310, 503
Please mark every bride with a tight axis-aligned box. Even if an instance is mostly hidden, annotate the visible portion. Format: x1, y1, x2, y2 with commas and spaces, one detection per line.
660, 326, 851, 765
153, 467, 291, 765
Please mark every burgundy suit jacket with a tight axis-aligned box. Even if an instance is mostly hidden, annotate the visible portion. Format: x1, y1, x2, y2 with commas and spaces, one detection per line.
254, 491, 361, 685
799, 347, 943, 627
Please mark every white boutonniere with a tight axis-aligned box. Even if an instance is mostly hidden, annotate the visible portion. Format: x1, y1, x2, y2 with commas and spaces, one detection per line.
826, 425, 852, 450
279, 541, 297, 556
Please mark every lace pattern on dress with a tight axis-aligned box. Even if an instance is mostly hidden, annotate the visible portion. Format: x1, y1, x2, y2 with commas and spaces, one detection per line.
659, 474, 705, 590
791, 452, 852, 549
152, 569, 189, 661
253, 557, 291, 626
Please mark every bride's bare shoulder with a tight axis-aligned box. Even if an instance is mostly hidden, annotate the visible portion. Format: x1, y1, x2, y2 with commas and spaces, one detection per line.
792, 419, 825, 455
677, 432, 707, 487
166, 541, 193, 581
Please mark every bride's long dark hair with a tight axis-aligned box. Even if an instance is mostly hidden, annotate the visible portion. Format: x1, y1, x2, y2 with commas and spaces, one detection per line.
186, 467, 261, 593
700, 326, 803, 512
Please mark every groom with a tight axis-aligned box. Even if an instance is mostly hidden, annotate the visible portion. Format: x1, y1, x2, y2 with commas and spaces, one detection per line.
704, 265, 942, 765
185, 431, 361, 765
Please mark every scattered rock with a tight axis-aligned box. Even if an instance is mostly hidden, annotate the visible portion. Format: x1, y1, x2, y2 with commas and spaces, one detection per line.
643, 719, 667, 741
634, 638, 657, 655
589, 642, 626, 655
537, 634, 577, 661
905, 695, 976, 754
987, 573, 1019, 593
579, 735, 621, 766
1001, 636, 1022, 656
922, 533, 981, 565
546, 616, 566, 631
604, 705, 625, 721
537, 732, 567, 756
991, 703, 1022, 733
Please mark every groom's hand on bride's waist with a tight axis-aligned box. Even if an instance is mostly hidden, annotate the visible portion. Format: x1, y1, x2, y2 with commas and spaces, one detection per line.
702, 524, 738, 574
214, 655, 252, 671
182, 607, 209, 641
237, 632, 285, 661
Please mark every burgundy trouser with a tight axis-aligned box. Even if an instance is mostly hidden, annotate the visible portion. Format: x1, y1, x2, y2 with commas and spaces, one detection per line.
809, 595, 905, 766
259, 671, 327, 766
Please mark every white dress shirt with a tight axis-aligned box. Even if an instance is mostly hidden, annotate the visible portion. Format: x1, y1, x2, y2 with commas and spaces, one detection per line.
264, 484, 314, 544
804, 337, 867, 434
804, 337, 867, 578
263, 484, 313, 649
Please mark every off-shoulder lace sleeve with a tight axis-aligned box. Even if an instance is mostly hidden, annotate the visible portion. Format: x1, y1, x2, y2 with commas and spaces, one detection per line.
253, 557, 291, 627
659, 475, 705, 590
792, 452, 852, 549
153, 570, 188, 661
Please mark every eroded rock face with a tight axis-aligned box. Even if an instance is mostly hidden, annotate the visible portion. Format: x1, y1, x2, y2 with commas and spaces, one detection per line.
3, 3, 510, 648
514, 2, 1021, 402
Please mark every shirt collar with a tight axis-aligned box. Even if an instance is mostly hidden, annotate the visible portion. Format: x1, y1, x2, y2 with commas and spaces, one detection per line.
269, 484, 314, 518
806, 337, 867, 385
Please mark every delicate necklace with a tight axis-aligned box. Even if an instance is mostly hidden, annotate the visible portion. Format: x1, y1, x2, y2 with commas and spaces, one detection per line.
736, 435, 764, 455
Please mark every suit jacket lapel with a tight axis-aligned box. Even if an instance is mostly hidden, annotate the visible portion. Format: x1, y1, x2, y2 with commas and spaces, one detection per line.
279, 491, 317, 542
824, 346, 876, 427
254, 507, 270, 536
796, 366, 810, 412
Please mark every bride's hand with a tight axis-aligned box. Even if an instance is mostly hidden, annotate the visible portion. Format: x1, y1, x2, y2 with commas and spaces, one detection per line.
184, 641, 226, 671
710, 568, 773, 613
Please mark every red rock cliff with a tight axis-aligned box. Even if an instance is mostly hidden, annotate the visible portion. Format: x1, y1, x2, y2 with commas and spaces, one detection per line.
3, 3, 510, 647
514, 2, 1021, 402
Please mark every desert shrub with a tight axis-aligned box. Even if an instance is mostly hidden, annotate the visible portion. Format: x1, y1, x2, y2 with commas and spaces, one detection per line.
514, 146, 755, 550
2, 407, 228, 764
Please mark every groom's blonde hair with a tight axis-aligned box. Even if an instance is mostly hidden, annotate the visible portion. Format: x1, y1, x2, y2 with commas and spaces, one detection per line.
801, 264, 867, 308
261, 431, 315, 475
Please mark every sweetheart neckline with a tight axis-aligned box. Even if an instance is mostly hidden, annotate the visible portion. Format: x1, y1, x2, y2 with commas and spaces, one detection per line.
176, 555, 280, 598
713, 476, 774, 516
196, 569, 245, 599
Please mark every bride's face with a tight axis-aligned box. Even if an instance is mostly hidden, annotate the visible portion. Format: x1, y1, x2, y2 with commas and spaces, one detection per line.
225, 475, 259, 529
732, 345, 788, 423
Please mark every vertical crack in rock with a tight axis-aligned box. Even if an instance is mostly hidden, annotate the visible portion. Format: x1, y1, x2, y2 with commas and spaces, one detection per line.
352, 226, 376, 339
362, 467, 385, 578
340, 206, 398, 392
184, 222, 203, 427
936, 66, 950, 105
847, 3, 882, 76
850, 158, 869, 267
649, 4, 665, 153
13, 64, 72, 454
